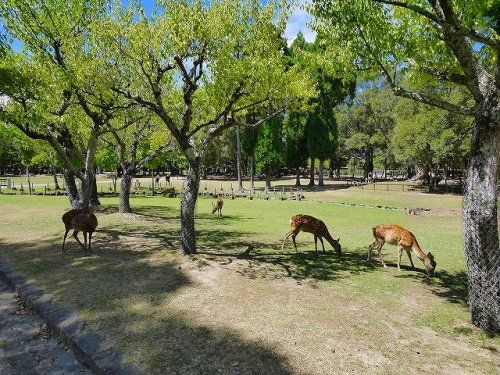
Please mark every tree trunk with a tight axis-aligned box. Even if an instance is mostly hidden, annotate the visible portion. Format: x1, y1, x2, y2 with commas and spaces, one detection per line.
363, 148, 374, 180
249, 155, 254, 189
52, 166, 60, 190
202, 166, 207, 180
265, 173, 271, 189
180, 161, 201, 255
318, 159, 324, 186
26, 166, 31, 195
119, 172, 133, 213
236, 123, 243, 191
295, 168, 301, 187
90, 174, 100, 206
309, 158, 315, 186
462, 109, 499, 333
62, 169, 80, 209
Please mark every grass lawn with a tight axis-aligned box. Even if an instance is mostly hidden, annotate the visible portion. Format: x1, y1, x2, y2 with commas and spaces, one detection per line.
0, 186, 498, 374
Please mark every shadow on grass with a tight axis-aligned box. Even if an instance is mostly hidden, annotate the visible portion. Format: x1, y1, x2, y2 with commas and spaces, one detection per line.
0, 231, 294, 374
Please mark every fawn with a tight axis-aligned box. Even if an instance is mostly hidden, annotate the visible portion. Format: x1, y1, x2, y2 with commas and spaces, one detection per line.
212, 197, 223, 218
61, 209, 98, 253
281, 214, 341, 255
368, 224, 436, 276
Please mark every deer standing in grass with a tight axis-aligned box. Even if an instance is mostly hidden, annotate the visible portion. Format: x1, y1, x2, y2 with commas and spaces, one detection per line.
281, 214, 342, 255
61, 209, 98, 253
368, 224, 436, 276
212, 197, 223, 218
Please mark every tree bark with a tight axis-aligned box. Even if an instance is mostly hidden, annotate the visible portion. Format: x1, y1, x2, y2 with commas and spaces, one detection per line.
236, 123, 243, 191
52, 166, 60, 190
62, 169, 80, 209
90, 174, 100, 206
180, 160, 201, 255
462, 105, 499, 333
309, 158, 315, 186
26, 166, 31, 195
295, 168, 301, 187
265, 173, 271, 189
363, 148, 374, 180
119, 172, 133, 213
318, 159, 324, 186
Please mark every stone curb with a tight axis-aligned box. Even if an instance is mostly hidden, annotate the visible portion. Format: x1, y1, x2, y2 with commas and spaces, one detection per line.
0, 255, 142, 375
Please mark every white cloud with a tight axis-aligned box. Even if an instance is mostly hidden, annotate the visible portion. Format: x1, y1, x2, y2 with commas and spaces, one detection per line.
284, 0, 316, 46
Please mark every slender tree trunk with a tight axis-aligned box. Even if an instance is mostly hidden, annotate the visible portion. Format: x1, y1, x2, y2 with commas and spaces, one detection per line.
119, 171, 133, 213
52, 166, 60, 190
363, 148, 374, 180
202, 166, 207, 180
295, 168, 301, 187
249, 155, 254, 189
329, 158, 334, 178
318, 159, 324, 186
62, 169, 80, 208
462, 106, 499, 333
265, 173, 271, 189
236, 123, 243, 191
309, 158, 315, 186
26, 166, 31, 195
180, 160, 201, 255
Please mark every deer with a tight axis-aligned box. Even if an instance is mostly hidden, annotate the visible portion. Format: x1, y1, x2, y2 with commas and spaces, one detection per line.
61, 209, 98, 253
368, 224, 436, 276
212, 197, 223, 218
281, 214, 342, 255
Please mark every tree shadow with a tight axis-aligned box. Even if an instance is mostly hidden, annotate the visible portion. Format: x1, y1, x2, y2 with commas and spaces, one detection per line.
394, 269, 468, 306
0, 234, 294, 374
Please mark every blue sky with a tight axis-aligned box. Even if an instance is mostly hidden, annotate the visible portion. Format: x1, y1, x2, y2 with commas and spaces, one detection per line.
5, 0, 315, 50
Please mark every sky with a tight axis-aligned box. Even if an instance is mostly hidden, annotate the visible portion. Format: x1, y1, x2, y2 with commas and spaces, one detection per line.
4, 0, 316, 51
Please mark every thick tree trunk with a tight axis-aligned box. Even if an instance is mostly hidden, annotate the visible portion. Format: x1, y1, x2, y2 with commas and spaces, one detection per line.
309, 158, 315, 186
119, 172, 133, 213
363, 148, 374, 180
329, 158, 334, 178
62, 169, 80, 209
318, 159, 324, 186
295, 168, 301, 187
180, 161, 201, 255
236, 123, 243, 191
52, 167, 60, 190
463, 109, 499, 333
265, 173, 271, 189
90, 174, 100, 206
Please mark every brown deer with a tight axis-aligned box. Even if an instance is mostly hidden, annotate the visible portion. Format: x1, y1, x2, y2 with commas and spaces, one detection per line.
212, 197, 223, 218
61, 209, 98, 253
70, 213, 98, 253
368, 224, 436, 276
61, 209, 85, 252
281, 214, 341, 255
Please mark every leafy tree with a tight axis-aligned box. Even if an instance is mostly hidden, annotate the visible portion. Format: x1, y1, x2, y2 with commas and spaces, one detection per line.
283, 110, 308, 186
254, 115, 284, 188
98, 0, 314, 254
311, 0, 499, 331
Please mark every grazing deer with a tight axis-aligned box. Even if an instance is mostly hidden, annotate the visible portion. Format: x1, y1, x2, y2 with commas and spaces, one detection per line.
212, 197, 223, 218
368, 224, 436, 276
281, 214, 341, 255
61, 209, 85, 252
70, 213, 98, 253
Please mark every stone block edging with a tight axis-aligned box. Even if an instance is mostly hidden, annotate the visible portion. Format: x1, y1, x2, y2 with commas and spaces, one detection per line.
0, 255, 142, 375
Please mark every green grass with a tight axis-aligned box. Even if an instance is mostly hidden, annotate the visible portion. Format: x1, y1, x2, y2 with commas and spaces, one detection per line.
0, 187, 497, 374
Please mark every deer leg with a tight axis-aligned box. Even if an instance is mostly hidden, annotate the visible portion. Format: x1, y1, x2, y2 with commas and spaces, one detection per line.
61, 229, 70, 252
319, 237, 325, 252
367, 241, 377, 262
281, 230, 294, 251
88, 232, 92, 253
406, 248, 415, 268
377, 241, 386, 268
83, 232, 88, 253
314, 235, 318, 253
291, 229, 300, 251
397, 243, 404, 271
73, 231, 85, 251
